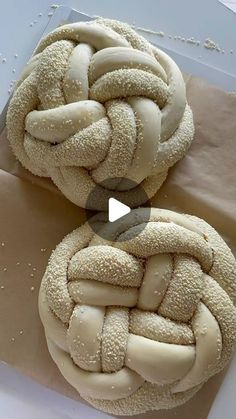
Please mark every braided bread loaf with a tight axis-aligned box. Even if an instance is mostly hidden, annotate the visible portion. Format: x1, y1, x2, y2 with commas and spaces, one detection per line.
7, 19, 194, 210
39, 208, 236, 415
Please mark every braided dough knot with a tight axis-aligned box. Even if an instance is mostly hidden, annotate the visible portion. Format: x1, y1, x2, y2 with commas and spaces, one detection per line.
7, 19, 194, 209
39, 208, 236, 415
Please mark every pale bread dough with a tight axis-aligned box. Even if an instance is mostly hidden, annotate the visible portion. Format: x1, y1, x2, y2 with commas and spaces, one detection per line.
7, 19, 194, 210
39, 208, 236, 415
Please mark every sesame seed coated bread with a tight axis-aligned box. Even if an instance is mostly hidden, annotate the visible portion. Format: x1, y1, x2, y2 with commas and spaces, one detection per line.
7, 19, 194, 210
39, 208, 236, 415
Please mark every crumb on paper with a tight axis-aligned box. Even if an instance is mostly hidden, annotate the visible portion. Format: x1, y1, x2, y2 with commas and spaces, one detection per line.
136, 27, 165, 37
186, 37, 200, 46
204, 38, 222, 52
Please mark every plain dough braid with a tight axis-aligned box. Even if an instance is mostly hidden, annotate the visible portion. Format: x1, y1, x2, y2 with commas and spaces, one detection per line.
39, 208, 236, 415
7, 19, 194, 210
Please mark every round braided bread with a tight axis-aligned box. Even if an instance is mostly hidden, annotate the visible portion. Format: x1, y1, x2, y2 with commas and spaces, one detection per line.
7, 19, 194, 210
39, 208, 236, 415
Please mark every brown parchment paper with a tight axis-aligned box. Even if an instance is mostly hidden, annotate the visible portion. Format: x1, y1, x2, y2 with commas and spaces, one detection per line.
0, 75, 236, 419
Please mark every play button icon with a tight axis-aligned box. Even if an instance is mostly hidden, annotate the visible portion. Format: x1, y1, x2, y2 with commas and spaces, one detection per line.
108, 198, 131, 222
85, 177, 151, 241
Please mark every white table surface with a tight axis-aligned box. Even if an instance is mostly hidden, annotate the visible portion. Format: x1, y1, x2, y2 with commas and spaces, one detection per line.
0, 362, 110, 419
0, 1, 236, 418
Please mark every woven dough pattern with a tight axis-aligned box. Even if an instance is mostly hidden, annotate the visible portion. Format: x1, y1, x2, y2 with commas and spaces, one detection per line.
39, 208, 236, 415
7, 19, 194, 210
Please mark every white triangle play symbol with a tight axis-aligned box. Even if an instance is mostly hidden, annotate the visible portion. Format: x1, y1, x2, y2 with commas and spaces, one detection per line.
108, 198, 131, 222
